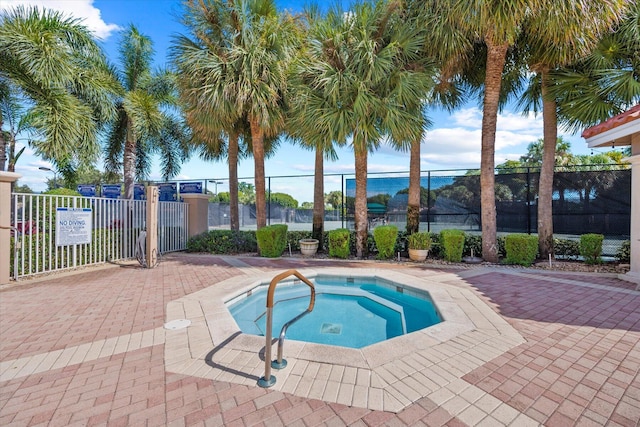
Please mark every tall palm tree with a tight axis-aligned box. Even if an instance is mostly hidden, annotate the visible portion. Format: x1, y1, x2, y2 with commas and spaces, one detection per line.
297, 0, 432, 257
404, 1, 468, 235
416, 0, 531, 262
171, 0, 245, 230
517, 0, 628, 259
0, 6, 116, 174
105, 25, 190, 199
172, 0, 298, 229
286, 5, 346, 244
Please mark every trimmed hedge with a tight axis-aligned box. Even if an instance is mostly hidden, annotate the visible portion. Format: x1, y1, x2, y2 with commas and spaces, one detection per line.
554, 238, 580, 260
580, 233, 604, 265
616, 240, 630, 263
256, 224, 288, 258
329, 228, 350, 259
373, 225, 398, 259
463, 234, 482, 258
440, 229, 465, 262
186, 230, 257, 253
504, 234, 538, 266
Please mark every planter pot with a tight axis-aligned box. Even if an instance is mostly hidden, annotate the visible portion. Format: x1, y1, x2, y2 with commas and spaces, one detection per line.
408, 248, 429, 262
299, 239, 319, 256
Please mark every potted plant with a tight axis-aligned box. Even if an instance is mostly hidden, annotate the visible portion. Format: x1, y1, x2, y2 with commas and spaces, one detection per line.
299, 238, 319, 256
407, 232, 431, 262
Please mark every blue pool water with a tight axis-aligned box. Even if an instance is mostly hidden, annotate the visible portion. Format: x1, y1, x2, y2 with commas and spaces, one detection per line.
227, 277, 442, 348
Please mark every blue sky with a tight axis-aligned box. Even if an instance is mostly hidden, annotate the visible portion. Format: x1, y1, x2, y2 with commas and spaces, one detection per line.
3, 0, 605, 203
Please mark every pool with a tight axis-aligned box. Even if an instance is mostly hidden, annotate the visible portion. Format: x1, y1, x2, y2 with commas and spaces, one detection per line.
165, 266, 527, 412
227, 275, 442, 348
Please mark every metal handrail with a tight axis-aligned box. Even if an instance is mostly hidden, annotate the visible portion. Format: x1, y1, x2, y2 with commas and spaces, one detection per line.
258, 269, 315, 388
273, 306, 312, 369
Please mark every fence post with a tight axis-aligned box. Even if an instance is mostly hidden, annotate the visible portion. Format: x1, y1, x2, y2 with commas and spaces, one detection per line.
146, 185, 159, 268
0, 172, 20, 285
427, 171, 431, 233
341, 174, 345, 229
526, 167, 531, 235
182, 193, 209, 237
622, 143, 640, 286
268, 177, 271, 226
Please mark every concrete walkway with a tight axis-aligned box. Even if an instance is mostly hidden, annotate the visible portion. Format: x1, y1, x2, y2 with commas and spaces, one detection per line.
0, 253, 638, 426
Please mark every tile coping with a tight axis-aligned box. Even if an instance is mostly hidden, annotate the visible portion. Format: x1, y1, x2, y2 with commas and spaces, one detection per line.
164, 267, 528, 413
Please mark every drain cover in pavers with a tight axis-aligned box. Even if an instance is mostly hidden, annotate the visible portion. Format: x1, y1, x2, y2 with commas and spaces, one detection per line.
164, 319, 191, 330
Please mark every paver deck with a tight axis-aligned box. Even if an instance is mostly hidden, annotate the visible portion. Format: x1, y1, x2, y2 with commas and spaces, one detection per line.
1, 253, 638, 426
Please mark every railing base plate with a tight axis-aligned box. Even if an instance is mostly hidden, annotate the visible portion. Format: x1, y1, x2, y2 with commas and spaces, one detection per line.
257, 375, 276, 388
271, 359, 287, 370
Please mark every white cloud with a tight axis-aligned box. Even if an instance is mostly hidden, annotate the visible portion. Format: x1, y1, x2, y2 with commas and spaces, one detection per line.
14, 160, 55, 191
497, 110, 543, 132
1, 0, 121, 39
451, 108, 483, 128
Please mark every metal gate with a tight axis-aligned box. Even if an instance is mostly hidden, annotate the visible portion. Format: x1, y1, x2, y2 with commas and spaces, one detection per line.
10, 193, 188, 279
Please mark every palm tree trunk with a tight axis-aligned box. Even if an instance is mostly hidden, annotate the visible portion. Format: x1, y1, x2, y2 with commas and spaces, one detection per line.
406, 138, 421, 234
228, 131, 240, 231
250, 118, 266, 229
480, 42, 508, 263
123, 117, 136, 199
538, 71, 557, 259
8, 135, 21, 174
0, 126, 6, 171
354, 147, 368, 258
312, 144, 324, 245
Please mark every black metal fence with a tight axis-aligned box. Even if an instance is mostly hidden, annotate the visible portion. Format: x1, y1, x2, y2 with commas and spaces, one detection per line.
344, 165, 631, 256
202, 164, 630, 256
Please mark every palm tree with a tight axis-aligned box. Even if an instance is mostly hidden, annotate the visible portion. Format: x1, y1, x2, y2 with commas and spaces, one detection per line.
415, 0, 533, 262
550, 2, 640, 132
286, 5, 346, 244
105, 25, 190, 199
286, 104, 341, 243
0, 6, 116, 174
0, 81, 28, 173
516, 0, 628, 259
171, 0, 246, 230
296, 1, 432, 257
403, 2, 469, 235
172, 0, 298, 229
194, 123, 247, 232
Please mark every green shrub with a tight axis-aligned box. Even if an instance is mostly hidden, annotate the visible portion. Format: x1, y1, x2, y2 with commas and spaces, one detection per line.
616, 240, 630, 263
580, 233, 604, 265
440, 229, 465, 262
428, 232, 442, 258
329, 228, 350, 259
43, 187, 82, 196
407, 232, 431, 250
372, 225, 398, 259
10, 227, 121, 276
186, 230, 257, 254
463, 234, 482, 258
431, 234, 504, 260
504, 234, 538, 266
497, 236, 507, 258
256, 224, 288, 258
554, 238, 580, 260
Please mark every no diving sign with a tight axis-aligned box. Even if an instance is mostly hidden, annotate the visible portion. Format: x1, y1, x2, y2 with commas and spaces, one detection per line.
55, 208, 93, 246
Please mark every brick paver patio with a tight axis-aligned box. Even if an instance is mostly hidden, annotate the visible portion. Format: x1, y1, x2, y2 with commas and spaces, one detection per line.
1, 253, 638, 426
